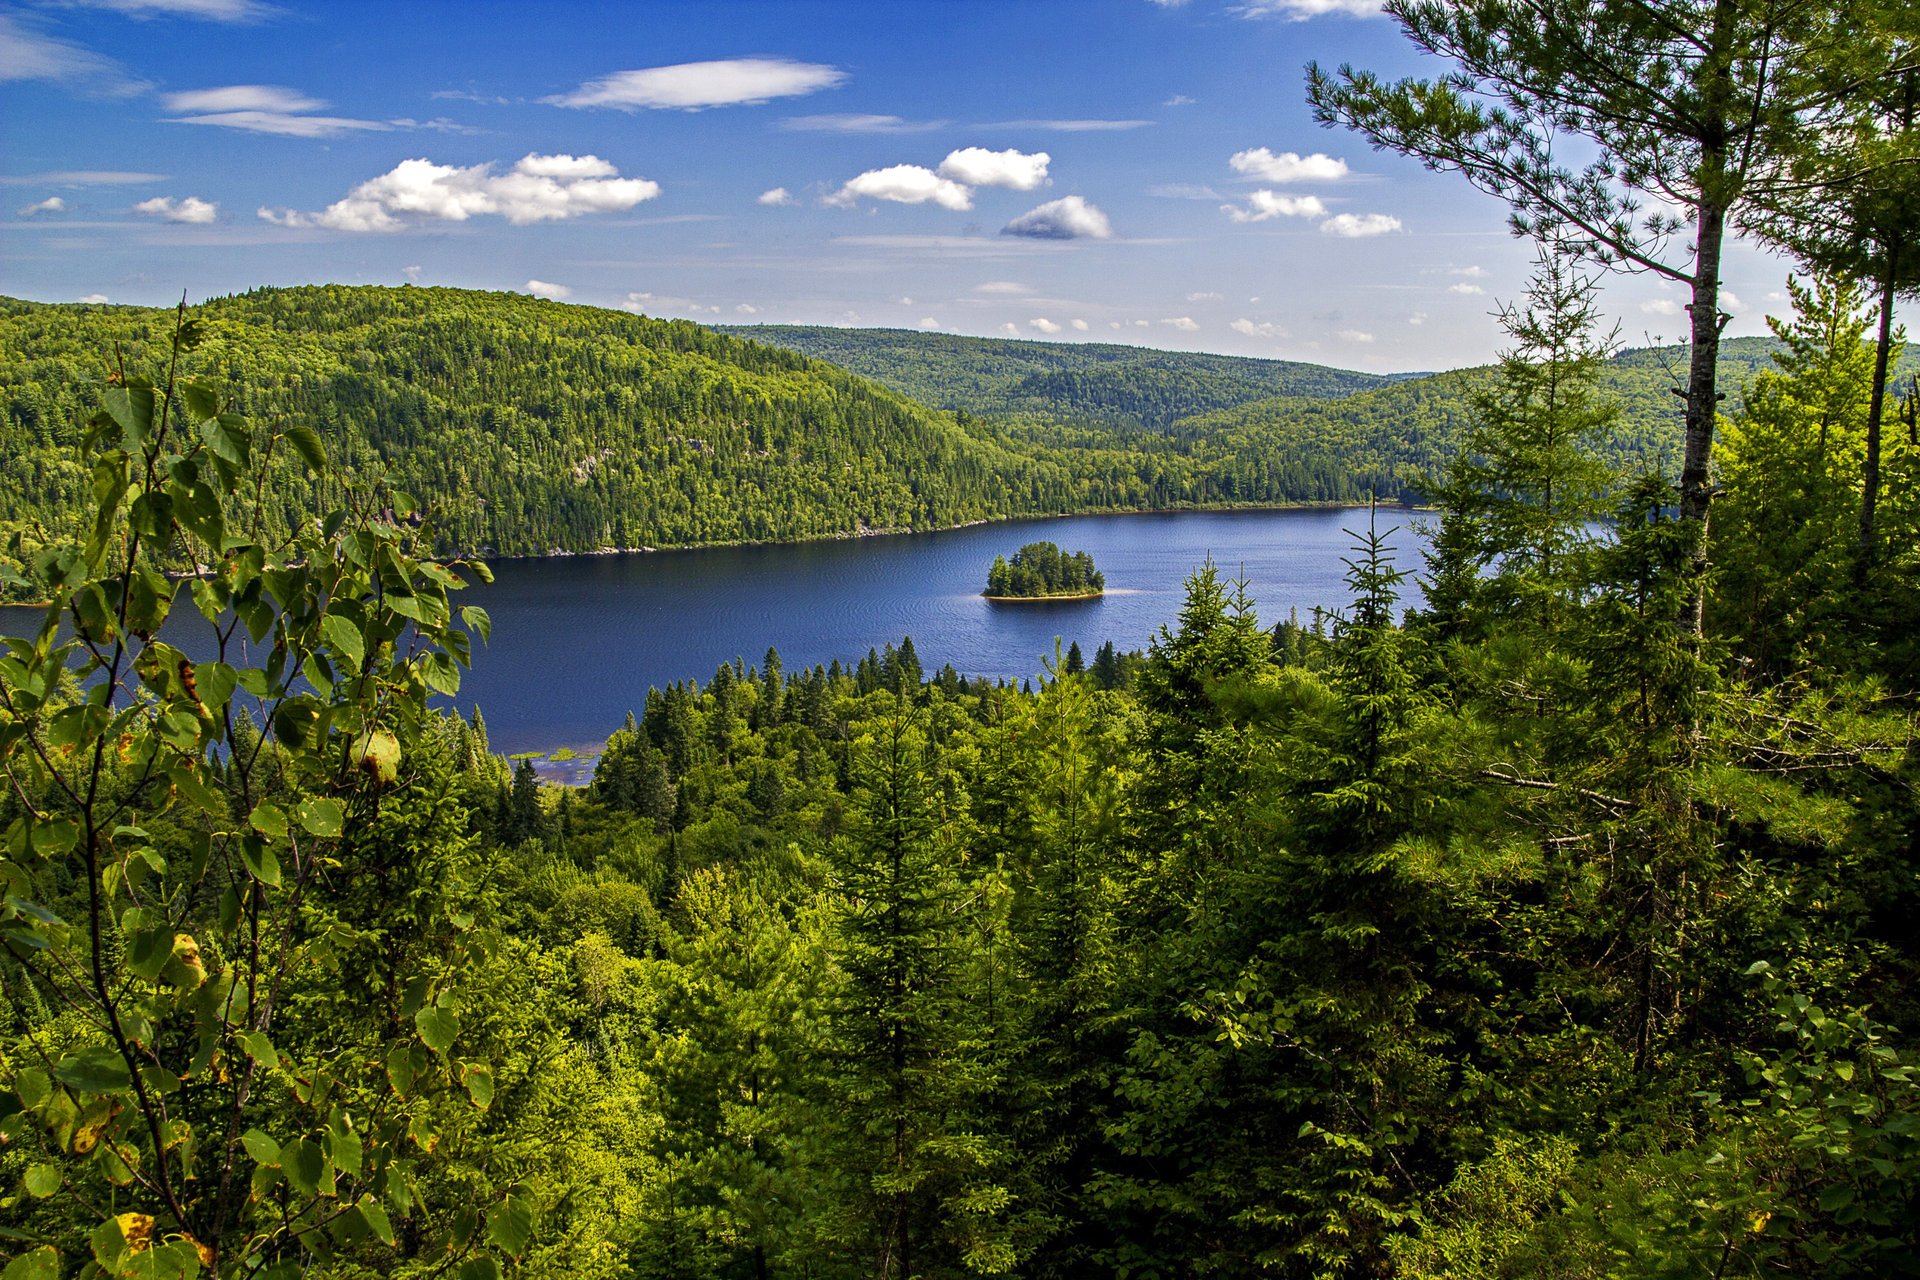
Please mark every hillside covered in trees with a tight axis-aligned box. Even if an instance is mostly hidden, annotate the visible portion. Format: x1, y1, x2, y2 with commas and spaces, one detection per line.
13, 288, 1910, 599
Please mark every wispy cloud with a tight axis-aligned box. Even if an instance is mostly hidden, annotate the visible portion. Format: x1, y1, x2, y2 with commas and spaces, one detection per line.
549, 58, 845, 111
1235, 0, 1384, 18
758, 187, 795, 206
982, 118, 1152, 132
0, 12, 148, 95
0, 170, 166, 187
164, 83, 391, 137
63, 0, 275, 19
19, 196, 67, 215
778, 113, 944, 133
259, 153, 661, 232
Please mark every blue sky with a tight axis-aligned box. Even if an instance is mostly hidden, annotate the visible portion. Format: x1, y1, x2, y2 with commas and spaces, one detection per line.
3, 0, 1789, 372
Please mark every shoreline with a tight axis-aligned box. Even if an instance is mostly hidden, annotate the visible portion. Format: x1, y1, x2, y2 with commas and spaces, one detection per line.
982, 591, 1105, 603
474, 498, 1414, 565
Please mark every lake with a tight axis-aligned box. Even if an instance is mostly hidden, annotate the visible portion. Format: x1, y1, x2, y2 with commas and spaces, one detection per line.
0, 507, 1427, 764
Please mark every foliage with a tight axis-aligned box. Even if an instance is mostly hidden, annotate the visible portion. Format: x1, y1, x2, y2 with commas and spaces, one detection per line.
984, 543, 1104, 598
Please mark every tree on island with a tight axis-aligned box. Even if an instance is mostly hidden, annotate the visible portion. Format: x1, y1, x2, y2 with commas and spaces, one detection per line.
986, 542, 1106, 598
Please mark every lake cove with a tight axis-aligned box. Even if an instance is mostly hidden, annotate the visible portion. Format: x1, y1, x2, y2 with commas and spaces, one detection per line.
456, 507, 1425, 760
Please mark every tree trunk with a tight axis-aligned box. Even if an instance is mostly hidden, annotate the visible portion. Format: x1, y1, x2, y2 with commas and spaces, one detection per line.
1678, 197, 1729, 637
1857, 239, 1901, 584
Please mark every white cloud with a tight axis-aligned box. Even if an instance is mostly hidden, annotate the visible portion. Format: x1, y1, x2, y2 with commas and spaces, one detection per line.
1029, 317, 1062, 334
261, 153, 660, 232
1451, 265, 1486, 277
1165, 93, 1196, 106
134, 195, 218, 223
758, 187, 794, 206
778, 113, 942, 133
1449, 282, 1485, 295
1, 12, 145, 94
1235, 0, 1385, 17
550, 57, 845, 110
1320, 212, 1401, 237
918, 316, 940, 329
1188, 291, 1223, 301
735, 303, 760, 314
974, 280, 1031, 294
19, 196, 66, 215
172, 109, 389, 137
524, 279, 570, 300
1641, 298, 1683, 316
984, 118, 1152, 132
1162, 316, 1199, 331
66, 0, 271, 18
624, 291, 721, 315
402, 265, 422, 280
78, 293, 109, 303
1150, 183, 1222, 200
163, 84, 316, 113
1722, 290, 1746, 314
1072, 318, 1090, 331
1229, 147, 1349, 183
0, 170, 164, 187
1001, 195, 1112, 240
1337, 328, 1376, 343
829, 164, 972, 210
938, 147, 1050, 190
1001, 322, 1020, 336
1222, 190, 1327, 222
1133, 319, 1151, 327
1231, 318, 1286, 338
1149, 0, 1192, 6
162, 82, 390, 136
1408, 311, 1427, 326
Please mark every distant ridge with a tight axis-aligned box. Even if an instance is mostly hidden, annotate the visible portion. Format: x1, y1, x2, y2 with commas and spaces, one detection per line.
721, 324, 1425, 431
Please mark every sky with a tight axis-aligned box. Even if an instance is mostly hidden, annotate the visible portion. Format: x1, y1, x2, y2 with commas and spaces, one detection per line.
3, 0, 1795, 373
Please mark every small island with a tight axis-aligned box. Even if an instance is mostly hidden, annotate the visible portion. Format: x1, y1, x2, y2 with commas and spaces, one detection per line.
984, 541, 1106, 601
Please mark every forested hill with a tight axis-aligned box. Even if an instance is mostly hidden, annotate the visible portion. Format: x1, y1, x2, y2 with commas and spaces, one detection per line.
7, 289, 1910, 584
1171, 336, 1831, 486
0, 287, 1082, 564
721, 324, 1414, 429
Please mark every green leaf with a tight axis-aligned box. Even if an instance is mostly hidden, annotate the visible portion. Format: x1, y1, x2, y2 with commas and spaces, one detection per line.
285, 423, 327, 471
24, 1163, 61, 1198
458, 1258, 501, 1280
462, 1064, 494, 1110
248, 802, 289, 839
241, 1128, 281, 1166
182, 382, 221, 422
282, 1137, 325, 1197
238, 836, 282, 888
235, 1031, 280, 1071
488, 1193, 535, 1257
358, 1195, 396, 1247
55, 1046, 131, 1094
322, 614, 365, 672
2, 1247, 60, 1280
415, 1006, 459, 1055
460, 605, 491, 644
297, 797, 344, 838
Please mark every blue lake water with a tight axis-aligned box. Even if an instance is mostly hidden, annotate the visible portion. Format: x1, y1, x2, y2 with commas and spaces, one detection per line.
0, 507, 1428, 760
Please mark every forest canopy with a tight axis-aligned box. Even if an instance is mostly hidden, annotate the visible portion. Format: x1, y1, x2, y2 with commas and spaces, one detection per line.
984, 542, 1105, 598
